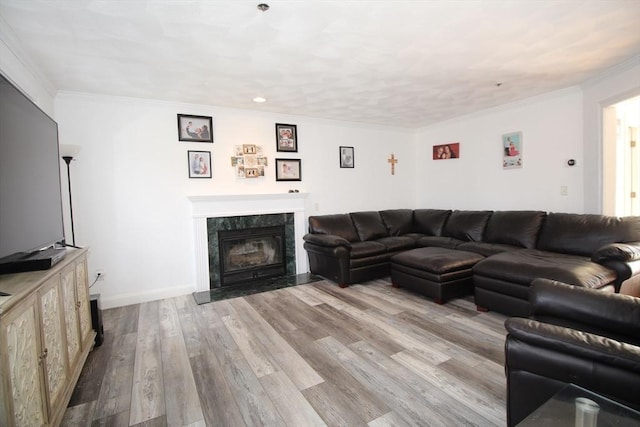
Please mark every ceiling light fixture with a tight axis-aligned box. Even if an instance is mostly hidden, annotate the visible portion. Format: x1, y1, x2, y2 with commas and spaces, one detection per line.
257, 3, 269, 12
253, 97, 267, 103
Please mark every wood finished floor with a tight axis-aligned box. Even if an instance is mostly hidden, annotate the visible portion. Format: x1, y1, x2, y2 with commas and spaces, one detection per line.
62, 278, 508, 426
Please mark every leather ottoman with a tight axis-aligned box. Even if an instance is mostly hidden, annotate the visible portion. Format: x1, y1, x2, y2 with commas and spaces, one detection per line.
391, 247, 484, 304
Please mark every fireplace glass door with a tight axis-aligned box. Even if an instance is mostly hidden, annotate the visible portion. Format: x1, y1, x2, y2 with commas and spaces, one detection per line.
218, 225, 286, 286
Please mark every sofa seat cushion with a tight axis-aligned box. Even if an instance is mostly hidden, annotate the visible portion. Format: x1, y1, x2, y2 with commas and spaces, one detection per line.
404, 232, 425, 240
456, 241, 521, 257
473, 249, 617, 289
376, 236, 416, 252
349, 241, 387, 259
416, 236, 463, 249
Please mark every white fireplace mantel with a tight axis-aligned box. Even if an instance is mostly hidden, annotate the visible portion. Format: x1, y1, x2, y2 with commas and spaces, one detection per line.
188, 193, 309, 292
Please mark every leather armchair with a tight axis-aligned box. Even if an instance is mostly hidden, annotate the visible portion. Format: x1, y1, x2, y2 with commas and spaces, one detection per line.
504, 278, 640, 426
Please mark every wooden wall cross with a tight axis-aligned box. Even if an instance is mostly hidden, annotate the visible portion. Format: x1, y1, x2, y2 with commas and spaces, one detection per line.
388, 153, 398, 175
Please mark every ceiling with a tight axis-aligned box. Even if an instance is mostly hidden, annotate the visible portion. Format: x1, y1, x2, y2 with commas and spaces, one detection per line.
1, 0, 639, 128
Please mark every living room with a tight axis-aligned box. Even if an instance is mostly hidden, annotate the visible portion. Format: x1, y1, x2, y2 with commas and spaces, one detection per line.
1, 2, 640, 425
1, 2, 639, 310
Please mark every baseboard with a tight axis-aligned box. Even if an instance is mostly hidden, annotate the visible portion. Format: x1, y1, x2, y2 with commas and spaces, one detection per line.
100, 284, 194, 309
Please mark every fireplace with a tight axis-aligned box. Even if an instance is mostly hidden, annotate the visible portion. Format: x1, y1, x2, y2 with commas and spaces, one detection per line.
188, 193, 309, 292
206, 212, 296, 288
218, 225, 286, 286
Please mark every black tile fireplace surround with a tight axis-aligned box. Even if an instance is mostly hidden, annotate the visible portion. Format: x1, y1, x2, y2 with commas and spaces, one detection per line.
207, 213, 296, 288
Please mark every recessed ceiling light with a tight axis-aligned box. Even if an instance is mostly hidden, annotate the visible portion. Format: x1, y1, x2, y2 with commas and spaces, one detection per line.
257, 3, 269, 12
253, 97, 267, 103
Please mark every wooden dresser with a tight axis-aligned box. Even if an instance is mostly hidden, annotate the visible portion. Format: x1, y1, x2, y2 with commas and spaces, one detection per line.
0, 247, 95, 427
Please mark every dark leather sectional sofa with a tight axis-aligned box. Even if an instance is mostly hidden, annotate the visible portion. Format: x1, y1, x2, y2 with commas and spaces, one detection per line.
303, 209, 640, 316
505, 278, 640, 425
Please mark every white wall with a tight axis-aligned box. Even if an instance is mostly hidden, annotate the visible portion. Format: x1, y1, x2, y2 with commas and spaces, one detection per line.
414, 88, 585, 212
5, 14, 638, 307
0, 16, 55, 114
582, 56, 640, 214
54, 92, 417, 308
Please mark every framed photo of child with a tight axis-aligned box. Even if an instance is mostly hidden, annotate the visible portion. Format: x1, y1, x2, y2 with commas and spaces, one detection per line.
178, 114, 214, 142
275, 158, 301, 181
502, 131, 523, 169
433, 143, 459, 160
339, 146, 354, 168
275, 123, 298, 152
188, 150, 212, 178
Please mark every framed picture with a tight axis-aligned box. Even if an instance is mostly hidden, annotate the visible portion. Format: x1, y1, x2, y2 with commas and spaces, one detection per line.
433, 143, 460, 160
178, 114, 213, 142
275, 158, 301, 181
503, 131, 523, 169
275, 123, 298, 152
339, 146, 354, 168
246, 167, 265, 178
243, 144, 257, 154
188, 150, 212, 178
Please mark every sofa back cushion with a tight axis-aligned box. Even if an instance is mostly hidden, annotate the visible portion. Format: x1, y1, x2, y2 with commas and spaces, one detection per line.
443, 210, 493, 242
537, 213, 640, 257
484, 210, 546, 249
308, 214, 360, 242
413, 209, 451, 236
380, 209, 414, 236
350, 211, 389, 241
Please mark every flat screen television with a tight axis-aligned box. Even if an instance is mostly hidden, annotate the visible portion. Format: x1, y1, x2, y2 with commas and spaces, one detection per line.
0, 72, 67, 274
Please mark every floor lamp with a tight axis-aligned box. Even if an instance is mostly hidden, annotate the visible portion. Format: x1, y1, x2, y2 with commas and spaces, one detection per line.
59, 144, 81, 247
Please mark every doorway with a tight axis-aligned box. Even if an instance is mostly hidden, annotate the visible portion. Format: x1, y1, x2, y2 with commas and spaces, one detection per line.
602, 95, 640, 216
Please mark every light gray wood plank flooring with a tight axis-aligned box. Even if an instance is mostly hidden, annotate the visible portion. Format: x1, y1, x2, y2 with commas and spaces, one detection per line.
63, 278, 508, 426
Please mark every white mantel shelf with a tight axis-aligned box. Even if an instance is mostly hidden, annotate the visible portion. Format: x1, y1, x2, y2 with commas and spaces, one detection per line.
188, 192, 309, 217
189, 193, 309, 292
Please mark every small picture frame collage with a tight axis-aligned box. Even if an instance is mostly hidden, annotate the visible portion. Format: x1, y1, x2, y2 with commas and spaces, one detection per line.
231, 144, 268, 178
178, 114, 213, 179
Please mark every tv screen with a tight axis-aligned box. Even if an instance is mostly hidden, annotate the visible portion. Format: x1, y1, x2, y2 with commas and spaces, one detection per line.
0, 73, 66, 262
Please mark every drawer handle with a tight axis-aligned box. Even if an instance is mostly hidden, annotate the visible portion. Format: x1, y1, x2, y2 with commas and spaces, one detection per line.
38, 348, 48, 364
76, 301, 81, 309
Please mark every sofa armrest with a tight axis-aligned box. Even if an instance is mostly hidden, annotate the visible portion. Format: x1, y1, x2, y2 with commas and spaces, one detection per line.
530, 278, 640, 343
590, 242, 640, 291
505, 318, 640, 375
303, 233, 352, 249
592, 241, 640, 263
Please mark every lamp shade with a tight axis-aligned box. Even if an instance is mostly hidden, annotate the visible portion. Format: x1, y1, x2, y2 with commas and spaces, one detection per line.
59, 144, 81, 159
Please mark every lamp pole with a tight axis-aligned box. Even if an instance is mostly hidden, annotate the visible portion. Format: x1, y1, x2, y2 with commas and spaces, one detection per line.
62, 156, 76, 246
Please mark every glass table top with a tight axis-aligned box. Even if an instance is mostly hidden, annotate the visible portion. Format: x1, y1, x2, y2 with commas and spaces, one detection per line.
517, 383, 640, 426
